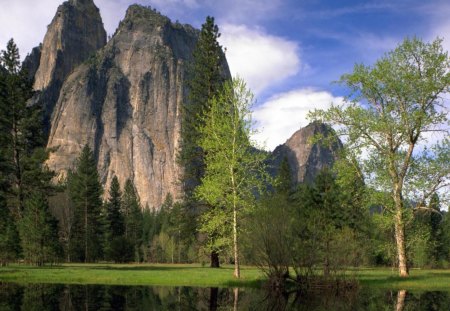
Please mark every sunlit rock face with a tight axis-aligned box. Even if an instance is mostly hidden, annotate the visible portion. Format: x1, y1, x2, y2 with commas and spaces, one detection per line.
271, 122, 342, 184
46, 5, 231, 209
32, 0, 107, 131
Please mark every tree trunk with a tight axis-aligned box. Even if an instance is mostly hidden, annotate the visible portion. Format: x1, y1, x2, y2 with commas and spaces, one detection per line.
324, 238, 330, 278
233, 204, 240, 278
210, 251, 220, 268
394, 189, 408, 277
85, 197, 88, 263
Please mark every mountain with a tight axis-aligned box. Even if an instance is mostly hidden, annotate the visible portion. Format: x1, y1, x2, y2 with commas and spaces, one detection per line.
271, 122, 342, 184
44, 4, 231, 208
25, 0, 336, 209
27, 0, 107, 132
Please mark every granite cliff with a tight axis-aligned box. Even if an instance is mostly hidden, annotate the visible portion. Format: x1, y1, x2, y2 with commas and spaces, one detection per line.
46, 4, 212, 208
271, 122, 342, 184
28, 0, 106, 131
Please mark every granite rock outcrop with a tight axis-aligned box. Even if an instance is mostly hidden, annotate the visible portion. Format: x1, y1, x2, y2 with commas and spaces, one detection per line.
32, 0, 107, 130
46, 5, 222, 208
271, 122, 342, 184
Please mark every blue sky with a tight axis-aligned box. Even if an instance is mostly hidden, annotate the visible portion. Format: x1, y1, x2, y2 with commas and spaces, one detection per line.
1, 0, 449, 150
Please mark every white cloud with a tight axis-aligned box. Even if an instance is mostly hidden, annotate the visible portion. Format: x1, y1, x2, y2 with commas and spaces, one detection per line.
252, 88, 343, 150
0, 0, 61, 57
219, 24, 301, 95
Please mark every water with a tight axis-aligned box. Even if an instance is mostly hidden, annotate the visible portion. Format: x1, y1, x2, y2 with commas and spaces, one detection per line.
0, 283, 449, 310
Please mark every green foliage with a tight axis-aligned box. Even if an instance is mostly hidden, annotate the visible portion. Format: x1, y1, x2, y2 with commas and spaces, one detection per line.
109, 236, 134, 263
179, 16, 228, 196
0, 38, 48, 214
122, 179, 143, 262
195, 78, 269, 276
0, 196, 20, 265
275, 156, 292, 194
309, 37, 450, 276
0, 38, 56, 265
18, 193, 61, 265
67, 145, 103, 262
103, 176, 125, 261
244, 193, 293, 280
247, 167, 369, 286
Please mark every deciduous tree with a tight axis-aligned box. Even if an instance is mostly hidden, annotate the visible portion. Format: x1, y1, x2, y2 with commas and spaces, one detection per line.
195, 78, 268, 278
309, 37, 450, 277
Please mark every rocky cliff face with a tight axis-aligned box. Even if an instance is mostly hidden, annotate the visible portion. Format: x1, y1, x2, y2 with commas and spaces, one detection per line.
46, 5, 218, 209
32, 0, 106, 130
22, 45, 42, 81
271, 122, 342, 184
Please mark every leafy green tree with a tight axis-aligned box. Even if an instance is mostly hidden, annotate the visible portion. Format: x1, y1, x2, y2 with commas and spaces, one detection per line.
309, 37, 450, 277
68, 145, 103, 262
195, 78, 268, 278
18, 193, 61, 265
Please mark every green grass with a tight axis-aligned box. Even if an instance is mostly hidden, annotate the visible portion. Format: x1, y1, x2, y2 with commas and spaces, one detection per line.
354, 267, 450, 290
1, 264, 450, 290
0, 263, 264, 288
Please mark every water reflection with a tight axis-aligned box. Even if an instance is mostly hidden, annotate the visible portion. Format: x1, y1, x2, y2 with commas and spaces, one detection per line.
0, 283, 449, 310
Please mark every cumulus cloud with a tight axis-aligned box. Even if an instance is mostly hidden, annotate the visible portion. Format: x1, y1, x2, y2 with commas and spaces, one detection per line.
252, 88, 343, 150
219, 24, 301, 95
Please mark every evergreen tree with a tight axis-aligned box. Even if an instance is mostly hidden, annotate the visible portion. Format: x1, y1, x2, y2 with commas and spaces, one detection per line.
106, 176, 124, 237
68, 145, 103, 262
122, 179, 143, 262
275, 156, 292, 195
180, 16, 228, 195
0, 194, 20, 265
18, 192, 61, 265
103, 176, 126, 261
0, 38, 53, 264
0, 39, 42, 215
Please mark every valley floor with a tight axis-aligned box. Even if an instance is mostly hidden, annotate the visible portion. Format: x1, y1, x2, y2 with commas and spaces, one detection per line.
1, 264, 450, 290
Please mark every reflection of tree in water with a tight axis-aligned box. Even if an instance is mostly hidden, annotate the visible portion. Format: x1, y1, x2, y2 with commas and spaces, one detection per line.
1, 284, 450, 310
396, 290, 406, 311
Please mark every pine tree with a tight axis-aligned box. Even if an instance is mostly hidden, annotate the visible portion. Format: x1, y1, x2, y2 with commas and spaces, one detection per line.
1, 39, 34, 214
18, 192, 61, 265
0, 194, 20, 265
68, 145, 103, 262
0, 64, 20, 265
122, 179, 143, 262
106, 176, 124, 237
103, 176, 125, 261
0, 38, 50, 216
180, 16, 228, 196
275, 156, 292, 195
0, 38, 53, 264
